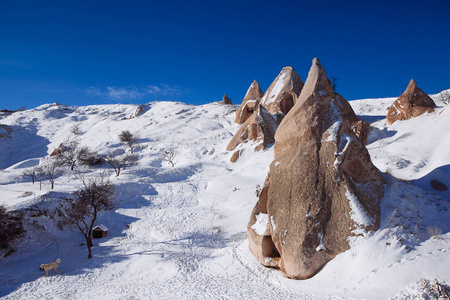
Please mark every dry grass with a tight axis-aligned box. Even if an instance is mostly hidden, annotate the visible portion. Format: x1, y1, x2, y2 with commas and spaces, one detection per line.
427, 226, 443, 240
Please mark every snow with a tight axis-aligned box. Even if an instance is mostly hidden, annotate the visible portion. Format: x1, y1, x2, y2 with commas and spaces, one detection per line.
94, 224, 108, 231
0, 95, 449, 299
345, 185, 375, 228
261, 71, 288, 106
251, 213, 269, 235
270, 215, 276, 231
315, 230, 326, 251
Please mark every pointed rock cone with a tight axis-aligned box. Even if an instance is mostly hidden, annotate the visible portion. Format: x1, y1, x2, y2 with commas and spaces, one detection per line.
226, 105, 278, 152
234, 80, 264, 124
221, 94, 233, 105
260, 66, 304, 116
386, 79, 436, 125
248, 58, 386, 279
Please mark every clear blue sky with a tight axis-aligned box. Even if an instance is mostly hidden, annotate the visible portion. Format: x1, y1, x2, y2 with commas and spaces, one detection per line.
1, 0, 449, 110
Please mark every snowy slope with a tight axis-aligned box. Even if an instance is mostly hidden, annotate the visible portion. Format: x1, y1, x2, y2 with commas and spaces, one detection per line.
0, 96, 449, 299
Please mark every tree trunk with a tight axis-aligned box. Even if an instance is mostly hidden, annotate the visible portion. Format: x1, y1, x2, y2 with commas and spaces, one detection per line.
71, 161, 75, 171
85, 235, 93, 258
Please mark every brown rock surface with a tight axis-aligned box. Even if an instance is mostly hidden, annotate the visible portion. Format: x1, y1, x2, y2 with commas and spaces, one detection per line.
221, 94, 233, 105
50, 148, 63, 156
260, 66, 304, 115
386, 79, 435, 125
248, 58, 386, 279
234, 80, 264, 124
227, 68, 304, 154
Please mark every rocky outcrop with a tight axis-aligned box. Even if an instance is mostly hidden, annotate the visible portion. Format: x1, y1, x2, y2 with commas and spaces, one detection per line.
226, 104, 281, 154
227, 68, 304, 157
260, 66, 304, 115
234, 80, 264, 124
387, 79, 435, 125
248, 58, 386, 279
50, 148, 63, 156
221, 94, 233, 105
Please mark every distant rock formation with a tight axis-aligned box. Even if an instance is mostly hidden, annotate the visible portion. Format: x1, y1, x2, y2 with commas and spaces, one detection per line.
135, 104, 146, 117
387, 79, 436, 125
234, 80, 264, 124
227, 67, 303, 157
248, 58, 386, 279
50, 148, 63, 156
221, 94, 233, 105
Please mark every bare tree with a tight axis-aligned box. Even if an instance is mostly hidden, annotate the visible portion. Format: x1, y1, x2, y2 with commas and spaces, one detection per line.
56, 141, 79, 171
105, 153, 138, 176
77, 146, 104, 166
160, 148, 177, 167
119, 130, 140, 154
58, 176, 116, 258
330, 76, 338, 92
38, 157, 59, 189
23, 166, 39, 184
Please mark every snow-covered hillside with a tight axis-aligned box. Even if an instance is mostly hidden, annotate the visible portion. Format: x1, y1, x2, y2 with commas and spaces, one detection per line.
0, 95, 449, 299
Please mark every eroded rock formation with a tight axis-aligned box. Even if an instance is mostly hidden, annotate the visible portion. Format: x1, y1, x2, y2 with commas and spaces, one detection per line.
221, 94, 233, 105
386, 79, 435, 125
234, 80, 264, 124
248, 58, 386, 279
260, 66, 304, 115
227, 67, 303, 156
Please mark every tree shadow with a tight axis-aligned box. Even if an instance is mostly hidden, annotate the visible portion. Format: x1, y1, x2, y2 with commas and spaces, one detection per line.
0, 182, 151, 297
379, 174, 450, 251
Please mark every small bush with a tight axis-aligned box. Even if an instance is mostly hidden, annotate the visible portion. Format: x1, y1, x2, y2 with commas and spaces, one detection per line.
77, 147, 104, 166
428, 226, 443, 240
71, 125, 82, 135
0, 205, 25, 250
119, 130, 133, 142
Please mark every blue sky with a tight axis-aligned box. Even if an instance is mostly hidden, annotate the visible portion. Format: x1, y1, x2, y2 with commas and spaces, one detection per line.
1, 0, 449, 110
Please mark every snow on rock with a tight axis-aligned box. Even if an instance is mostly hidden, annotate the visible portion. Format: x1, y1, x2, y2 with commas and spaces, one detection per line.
0, 80, 449, 299
251, 212, 269, 235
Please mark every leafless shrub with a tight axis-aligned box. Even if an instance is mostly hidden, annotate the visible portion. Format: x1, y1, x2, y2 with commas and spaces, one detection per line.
160, 148, 177, 167
23, 166, 39, 184
437, 90, 450, 105
105, 153, 138, 176
0, 205, 25, 250
58, 176, 116, 258
77, 146, 103, 166
330, 76, 338, 92
38, 157, 60, 189
56, 141, 79, 171
71, 124, 83, 135
255, 184, 261, 197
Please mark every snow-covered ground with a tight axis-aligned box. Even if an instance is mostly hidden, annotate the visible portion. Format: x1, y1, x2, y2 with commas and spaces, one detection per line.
0, 94, 449, 299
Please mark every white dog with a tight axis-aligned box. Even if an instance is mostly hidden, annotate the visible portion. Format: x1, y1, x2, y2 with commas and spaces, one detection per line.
40, 259, 61, 277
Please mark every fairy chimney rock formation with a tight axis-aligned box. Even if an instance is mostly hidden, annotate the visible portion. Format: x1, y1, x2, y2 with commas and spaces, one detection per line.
248, 57, 386, 279
234, 80, 264, 124
386, 79, 435, 125
227, 68, 304, 157
260, 66, 304, 116
221, 94, 233, 105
